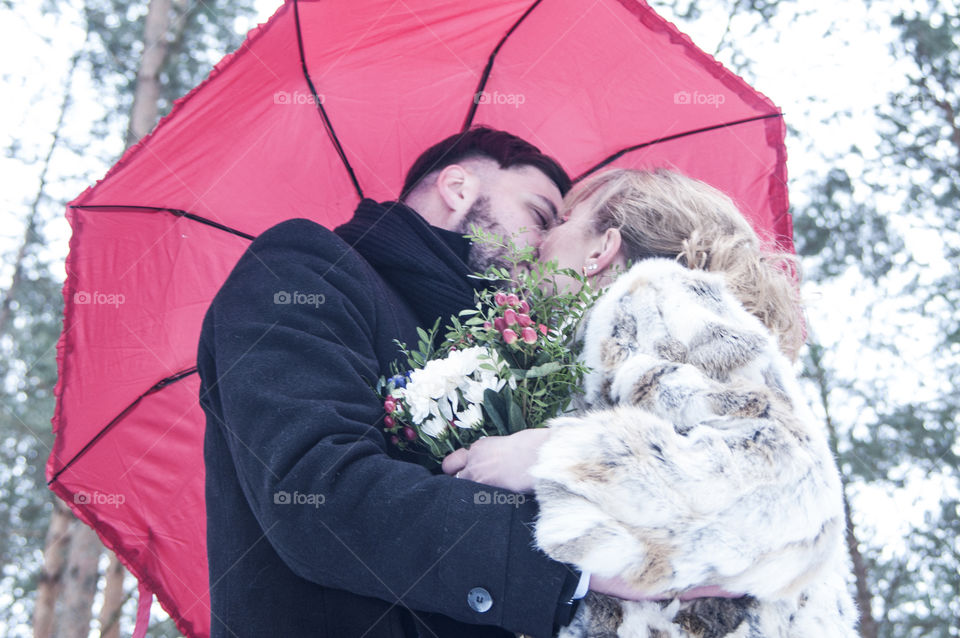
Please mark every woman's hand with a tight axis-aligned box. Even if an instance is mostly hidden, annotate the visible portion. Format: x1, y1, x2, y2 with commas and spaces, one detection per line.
441, 428, 552, 493
589, 575, 743, 601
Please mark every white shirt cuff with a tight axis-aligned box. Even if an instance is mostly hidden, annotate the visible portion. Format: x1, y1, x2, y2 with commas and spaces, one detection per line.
572, 571, 590, 600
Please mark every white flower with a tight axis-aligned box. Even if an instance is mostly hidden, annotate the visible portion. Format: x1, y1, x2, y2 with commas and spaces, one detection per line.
447, 347, 481, 377
462, 378, 488, 405
403, 384, 432, 423
453, 403, 484, 429
402, 345, 512, 429
420, 416, 448, 438
409, 363, 449, 400
437, 396, 455, 421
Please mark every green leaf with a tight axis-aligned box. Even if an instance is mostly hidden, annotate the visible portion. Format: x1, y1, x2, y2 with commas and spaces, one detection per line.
482, 389, 509, 436
525, 361, 563, 378
507, 396, 527, 433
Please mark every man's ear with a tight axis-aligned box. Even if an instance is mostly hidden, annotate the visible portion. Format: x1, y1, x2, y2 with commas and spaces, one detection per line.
435, 164, 478, 221
584, 228, 624, 278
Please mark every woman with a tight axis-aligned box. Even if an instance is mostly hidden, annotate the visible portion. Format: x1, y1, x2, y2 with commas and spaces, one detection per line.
443, 169, 858, 637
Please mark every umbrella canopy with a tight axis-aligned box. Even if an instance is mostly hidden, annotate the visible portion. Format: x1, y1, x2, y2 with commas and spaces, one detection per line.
48, 0, 790, 635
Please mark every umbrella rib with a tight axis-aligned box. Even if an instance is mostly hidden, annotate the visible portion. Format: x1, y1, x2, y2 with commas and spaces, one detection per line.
461, 0, 545, 131
47, 367, 199, 486
70, 204, 256, 241
574, 112, 784, 182
293, 0, 364, 200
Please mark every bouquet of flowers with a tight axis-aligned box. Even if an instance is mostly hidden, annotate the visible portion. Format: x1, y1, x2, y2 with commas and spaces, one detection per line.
376, 232, 601, 465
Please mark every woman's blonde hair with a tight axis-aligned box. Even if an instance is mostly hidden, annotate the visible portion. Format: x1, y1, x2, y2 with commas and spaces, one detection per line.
568, 168, 804, 359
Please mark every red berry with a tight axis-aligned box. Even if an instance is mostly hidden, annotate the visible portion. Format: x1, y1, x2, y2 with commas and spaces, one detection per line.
519, 300, 530, 314
493, 317, 507, 332
384, 415, 395, 428
521, 327, 538, 344
494, 292, 508, 306
403, 426, 417, 441
502, 328, 518, 344
506, 293, 520, 306
483, 321, 492, 329
384, 399, 396, 413
504, 309, 517, 325
517, 313, 532, 327
390, 435, 399, 446
539, 324, 549, 335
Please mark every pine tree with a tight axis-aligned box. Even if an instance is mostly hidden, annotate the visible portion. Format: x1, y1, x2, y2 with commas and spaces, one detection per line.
868, 4, 959, 634
0, 0, 254, 635
791, 2, 959, 636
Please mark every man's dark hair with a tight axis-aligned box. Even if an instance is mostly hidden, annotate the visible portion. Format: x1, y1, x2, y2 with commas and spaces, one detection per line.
401, 127, 572, 198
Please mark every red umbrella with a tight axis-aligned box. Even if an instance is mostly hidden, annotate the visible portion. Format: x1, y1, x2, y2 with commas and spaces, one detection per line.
48, 0, 790, 635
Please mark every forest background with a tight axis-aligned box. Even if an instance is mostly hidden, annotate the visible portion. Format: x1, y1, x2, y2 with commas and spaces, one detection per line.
0, 0, 956, 636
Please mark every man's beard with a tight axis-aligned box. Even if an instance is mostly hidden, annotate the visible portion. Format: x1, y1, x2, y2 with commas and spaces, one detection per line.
455, 195, 513, 272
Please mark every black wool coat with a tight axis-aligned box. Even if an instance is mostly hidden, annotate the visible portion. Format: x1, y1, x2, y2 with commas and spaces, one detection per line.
198, 200, 580, 638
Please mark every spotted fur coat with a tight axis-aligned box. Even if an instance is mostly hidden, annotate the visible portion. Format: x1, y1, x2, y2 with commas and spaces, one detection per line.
530, 259, 858, 638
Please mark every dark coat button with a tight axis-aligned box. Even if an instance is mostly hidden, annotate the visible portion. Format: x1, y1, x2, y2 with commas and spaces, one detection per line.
467, 587, 493, 613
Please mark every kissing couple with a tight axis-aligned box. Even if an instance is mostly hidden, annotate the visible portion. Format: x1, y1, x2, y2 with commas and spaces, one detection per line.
198, 127, 857, 638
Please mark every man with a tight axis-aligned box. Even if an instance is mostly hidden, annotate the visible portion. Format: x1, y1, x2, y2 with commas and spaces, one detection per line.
197, 128, 585, 637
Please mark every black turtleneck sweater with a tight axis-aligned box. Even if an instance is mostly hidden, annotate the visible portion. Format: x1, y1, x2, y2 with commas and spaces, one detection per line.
334, 199, 478, 329
198, 200, 580, 638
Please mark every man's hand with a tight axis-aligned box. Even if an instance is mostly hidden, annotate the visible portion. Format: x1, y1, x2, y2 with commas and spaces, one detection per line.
441, 428, 552, 493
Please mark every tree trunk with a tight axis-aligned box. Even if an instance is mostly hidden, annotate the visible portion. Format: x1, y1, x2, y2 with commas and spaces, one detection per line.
33, 500, 72, 638
50, 523, 102, 638
97, 553, 126, 638
102, 1, 192, 628
125, 0, 176, 148
26, 40, 107, 638
841, 479, 878, 638
40, 1, 191, 635
24, 49, 90, 638
807, 342, 879, 638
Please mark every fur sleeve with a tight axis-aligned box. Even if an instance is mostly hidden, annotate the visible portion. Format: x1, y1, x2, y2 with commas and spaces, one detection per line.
531, 260, 846, 599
